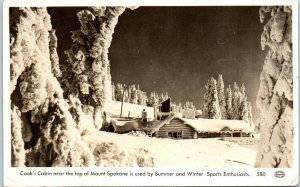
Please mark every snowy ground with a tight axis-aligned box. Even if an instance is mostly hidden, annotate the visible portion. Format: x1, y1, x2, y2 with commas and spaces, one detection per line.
107, 101, 154, 119
84, 131, 257, 167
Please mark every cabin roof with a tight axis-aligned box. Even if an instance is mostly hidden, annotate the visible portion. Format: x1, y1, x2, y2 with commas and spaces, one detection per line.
180, 117, 254, 133
110, 114, 254, 134
152, 114, 254, 133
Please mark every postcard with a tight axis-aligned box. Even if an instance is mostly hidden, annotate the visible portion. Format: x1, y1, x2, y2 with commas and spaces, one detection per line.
3, 0, 298, 186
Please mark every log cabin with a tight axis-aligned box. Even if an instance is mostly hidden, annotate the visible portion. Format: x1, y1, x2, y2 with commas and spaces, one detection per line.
154, 117, 197, 139
105, 113, 254, 139
148, 114, 254, 139
103, 98, 254, 139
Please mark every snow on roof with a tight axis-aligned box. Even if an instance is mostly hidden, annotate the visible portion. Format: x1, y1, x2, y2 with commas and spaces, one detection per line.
179, 117, 254, 133
110, 114, 254, 134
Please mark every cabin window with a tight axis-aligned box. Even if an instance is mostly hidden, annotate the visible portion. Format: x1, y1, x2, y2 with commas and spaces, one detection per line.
177, 132, 182, 138
233, 132, 241, 137
168, 131, 182, 139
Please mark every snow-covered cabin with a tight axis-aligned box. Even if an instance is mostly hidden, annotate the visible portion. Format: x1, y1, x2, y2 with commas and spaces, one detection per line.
105, 100, 254, 139
153, 117, 197, 139
183, 118, 254, 138
150, 115, 254, 139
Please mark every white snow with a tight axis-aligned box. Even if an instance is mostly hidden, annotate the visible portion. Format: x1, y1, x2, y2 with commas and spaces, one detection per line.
182, 118, 254, 133
107, 100, 154, 118
84, 131, 257, 167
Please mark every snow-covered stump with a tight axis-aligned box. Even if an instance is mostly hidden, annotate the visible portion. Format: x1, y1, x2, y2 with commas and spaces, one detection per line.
255, 6, 293, 168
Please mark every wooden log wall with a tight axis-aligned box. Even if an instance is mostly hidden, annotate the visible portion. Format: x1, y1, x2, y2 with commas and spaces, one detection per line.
156, 117, 195, 139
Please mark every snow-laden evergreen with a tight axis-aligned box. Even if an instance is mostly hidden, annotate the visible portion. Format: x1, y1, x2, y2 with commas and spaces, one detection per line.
202, 77, 221, 119
64, 7, 132, 110
202, 76, 253, 125
217, 74, 226, 119
10, 7, 94, 167
10, 7, 154, 167
226, 85, 233, 119
255, 6, 293, 168
231, 82, 241, 120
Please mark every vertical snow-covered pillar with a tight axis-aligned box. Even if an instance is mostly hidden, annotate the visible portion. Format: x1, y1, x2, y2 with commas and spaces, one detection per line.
255, 6, 293, 168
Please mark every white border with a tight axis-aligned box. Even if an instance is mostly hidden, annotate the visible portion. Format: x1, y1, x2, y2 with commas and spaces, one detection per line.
3, 0, 299, 186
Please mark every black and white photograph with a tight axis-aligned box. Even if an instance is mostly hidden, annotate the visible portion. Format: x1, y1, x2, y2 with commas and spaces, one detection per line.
4, 2, 298, 186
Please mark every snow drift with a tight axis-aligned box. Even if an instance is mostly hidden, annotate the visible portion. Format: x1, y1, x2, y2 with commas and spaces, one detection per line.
85, 131, 257, 167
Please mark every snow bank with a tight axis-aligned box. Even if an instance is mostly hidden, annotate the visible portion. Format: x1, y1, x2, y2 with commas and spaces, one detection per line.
92, 142, 154, 167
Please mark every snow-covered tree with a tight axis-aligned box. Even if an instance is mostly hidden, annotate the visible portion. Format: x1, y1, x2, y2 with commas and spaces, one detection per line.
138, 91, 148, 106
171, 102, 177, 112
247, 101, 254, 127
238, 96, 249, 123
10, 7, 94, 167
10, 6, 143, 168
115, 83, 123, 101
202, 77, 221, 119
165, 93, 169, 100
225, 85, 233, 119
240, 83, 246, 99
159, 92, 169, 102
49, 29, 61, 78
65, 7, 129, 109
160, 93, 165, 102
130, 84, 138, 104
217, 74, 226, 119
124, 89, 129, 102
178, 103, 183, 113
255, 6, 293, 168
231, 82, 241, 119
11, 105, 25, 167
184, 101, 195, 109
237, 84, 250, 123
111, 82, 116, 101
147, 91, 159, 107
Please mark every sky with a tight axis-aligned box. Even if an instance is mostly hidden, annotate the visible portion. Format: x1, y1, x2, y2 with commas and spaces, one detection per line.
48, 7, 267, 121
